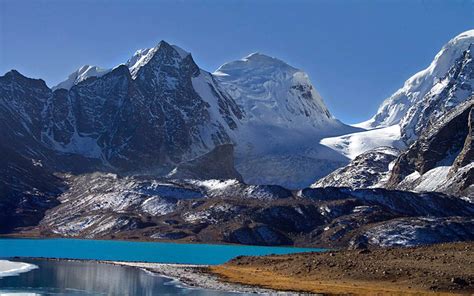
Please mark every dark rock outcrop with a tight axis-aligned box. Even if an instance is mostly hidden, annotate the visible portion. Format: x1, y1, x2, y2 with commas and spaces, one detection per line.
387, 99, 474, 197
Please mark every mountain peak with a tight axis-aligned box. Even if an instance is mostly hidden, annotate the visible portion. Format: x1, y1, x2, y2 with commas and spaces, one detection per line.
1, 69, 48, 88
4, 69, 23, 78
126, 41, 192, 78
53, 65, 110, 90
357, 29, 474, 130
213, 52, 298, 79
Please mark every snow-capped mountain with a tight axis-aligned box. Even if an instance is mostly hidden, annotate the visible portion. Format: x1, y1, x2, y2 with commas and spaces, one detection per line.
214, 53, 360, 187
358, 30, 474, 130
316, 97, 473, 198
53, 44, 190, 89
353, 29, 474, 148
319, 30, 474, 164
46, 48, 359, 188
1, 41, 358, 190
16, 41, 242, 172
214, 53, 334, 132
2, 34, 474, 248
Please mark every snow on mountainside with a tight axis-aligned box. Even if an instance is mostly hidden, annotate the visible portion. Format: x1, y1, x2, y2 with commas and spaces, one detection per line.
357, 29, 474, 130
388, 99, 474, 198
214, 53, 334, 132
53, 65, 111, 90
318, 30, 473, 166
1, 41, 243, 174
54, 44, 190, 89
214, 53, 360, 188
320, 124, 405, 160
2, 41, 358, 189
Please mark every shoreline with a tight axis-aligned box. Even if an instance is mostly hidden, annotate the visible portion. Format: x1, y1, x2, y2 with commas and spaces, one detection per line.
7, 257, 278, 294
110, 261, 278, 294
7, 242, 474, 295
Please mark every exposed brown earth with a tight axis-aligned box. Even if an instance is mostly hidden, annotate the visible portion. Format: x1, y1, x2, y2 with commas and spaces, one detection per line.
208, 242, 474, 295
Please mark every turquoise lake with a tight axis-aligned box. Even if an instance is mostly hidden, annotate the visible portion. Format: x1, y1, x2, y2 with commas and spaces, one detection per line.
0, 238, 323, 265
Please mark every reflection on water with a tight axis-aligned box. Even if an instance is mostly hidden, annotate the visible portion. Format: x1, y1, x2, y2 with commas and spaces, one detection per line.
0, 259, 247, 296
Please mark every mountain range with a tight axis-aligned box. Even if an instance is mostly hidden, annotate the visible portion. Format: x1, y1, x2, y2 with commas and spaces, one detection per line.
0, 29, 473, 247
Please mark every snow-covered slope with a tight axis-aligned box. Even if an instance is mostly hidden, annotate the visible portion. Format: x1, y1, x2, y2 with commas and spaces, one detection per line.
357, 29, 474, 131
214, 53, 335, 132
320, 124, 405, 160
214, 53, 360, 188
53, 65, 111, 90
320, 30, 473, 165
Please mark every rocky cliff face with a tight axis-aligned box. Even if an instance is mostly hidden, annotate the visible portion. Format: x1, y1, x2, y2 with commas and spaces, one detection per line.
387, 99, 474, 198
0, 144, 62, 233
43, 42, 243, 171
1, 42, 243, 175
400, 43, 474, 143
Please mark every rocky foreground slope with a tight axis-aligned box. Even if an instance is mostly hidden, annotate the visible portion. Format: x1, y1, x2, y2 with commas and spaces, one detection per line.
21, 168, 471, 248
209, 242, 474, 294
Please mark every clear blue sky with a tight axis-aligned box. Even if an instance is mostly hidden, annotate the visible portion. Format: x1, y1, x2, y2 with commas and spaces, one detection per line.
0, 0, 473, 123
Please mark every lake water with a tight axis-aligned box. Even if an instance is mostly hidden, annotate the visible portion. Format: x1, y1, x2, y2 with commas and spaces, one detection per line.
0, 238, 324, 295
0, 238, 322, 264
0, 258, 249, 295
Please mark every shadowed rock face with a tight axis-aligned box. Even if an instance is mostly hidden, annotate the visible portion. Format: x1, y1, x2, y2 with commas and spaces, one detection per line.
0, 144, 63, 233
451, 106, 474, 173
167, 144, 243, 181
387, 99, 474, 197
0, 41, 242, 176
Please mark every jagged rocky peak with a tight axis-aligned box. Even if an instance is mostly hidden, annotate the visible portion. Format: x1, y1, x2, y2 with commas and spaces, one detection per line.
0, 40, 244, 174
126, 40, 194, 79
54, 40, 193, 89
358, 29, 474, 134
167, 144, 243, 181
